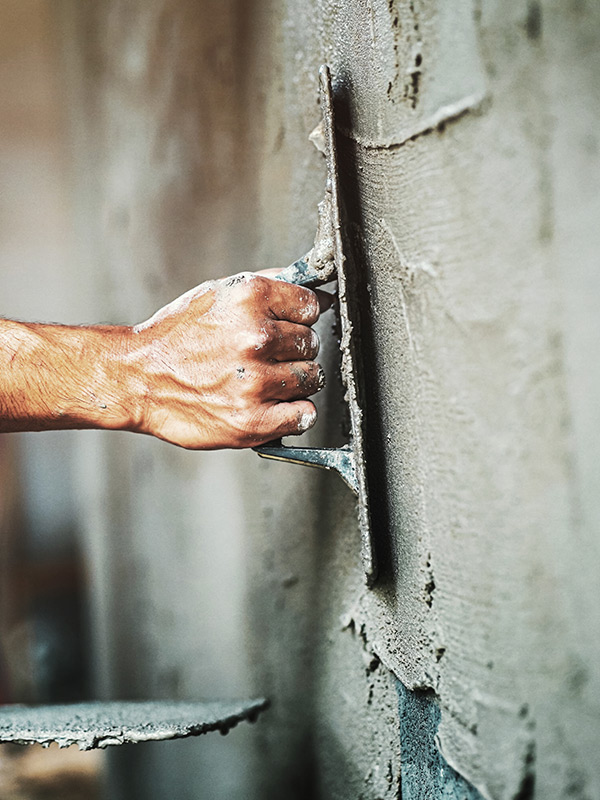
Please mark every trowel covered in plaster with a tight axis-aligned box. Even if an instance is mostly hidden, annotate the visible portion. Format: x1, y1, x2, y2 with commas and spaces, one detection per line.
0, 699, 268, 750
254, 65, 377, 586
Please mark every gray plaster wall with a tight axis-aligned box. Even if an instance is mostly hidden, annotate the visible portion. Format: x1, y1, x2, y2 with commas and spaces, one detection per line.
57, 1, 600, 798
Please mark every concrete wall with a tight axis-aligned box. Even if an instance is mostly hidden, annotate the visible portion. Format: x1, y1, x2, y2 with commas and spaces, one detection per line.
57, 1, 600, 798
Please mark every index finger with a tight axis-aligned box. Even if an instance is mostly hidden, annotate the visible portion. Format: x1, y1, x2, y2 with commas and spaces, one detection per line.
267, 280, 321, 325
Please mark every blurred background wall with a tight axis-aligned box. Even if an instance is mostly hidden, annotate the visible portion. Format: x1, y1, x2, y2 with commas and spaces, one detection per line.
0, 2, 100, 796
0, 0, 91, 706
1, 1, 599, 799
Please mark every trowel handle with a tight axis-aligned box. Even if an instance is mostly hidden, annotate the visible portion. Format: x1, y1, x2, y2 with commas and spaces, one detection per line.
254, 440, 358, 495
275, 257, 331, 289
254, 257, 354, 489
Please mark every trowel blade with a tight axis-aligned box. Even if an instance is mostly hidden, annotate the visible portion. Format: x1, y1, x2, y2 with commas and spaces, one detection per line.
255, 65, 376, 586
318, 65, 376, 585
0, 699, 268, 750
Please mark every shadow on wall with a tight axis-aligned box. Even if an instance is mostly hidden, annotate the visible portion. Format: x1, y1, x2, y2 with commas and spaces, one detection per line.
397, 681, 488, 800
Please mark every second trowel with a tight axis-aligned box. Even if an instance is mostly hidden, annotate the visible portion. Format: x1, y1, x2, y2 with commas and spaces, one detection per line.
254, 65, 377, 587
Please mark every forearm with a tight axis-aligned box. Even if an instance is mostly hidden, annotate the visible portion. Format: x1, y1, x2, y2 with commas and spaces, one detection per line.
0, 319, 139, 433
0, 273, 327, 448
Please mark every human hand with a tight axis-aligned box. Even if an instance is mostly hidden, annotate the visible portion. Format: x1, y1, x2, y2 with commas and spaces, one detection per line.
126, 272, 332, 449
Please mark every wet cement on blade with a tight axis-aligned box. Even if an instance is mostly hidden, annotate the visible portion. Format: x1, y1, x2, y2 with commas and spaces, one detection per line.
0, 699, 269, 750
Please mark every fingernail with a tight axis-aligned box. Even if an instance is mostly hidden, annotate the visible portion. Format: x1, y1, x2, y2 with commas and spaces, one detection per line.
311, 329, 320, 355
298, 408, 317, 432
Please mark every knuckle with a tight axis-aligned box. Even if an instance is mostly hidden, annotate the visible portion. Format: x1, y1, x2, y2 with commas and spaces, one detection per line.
282, 284, 318, 318
230, 394, 250, 416
226, 273, 269, 306
222, 272, 257, 299
246, 274, 269, 298
237, 364, 271, 404
242, 323, 272, 354
235, 379, 254, 405
224, 270, 256, 288
262, 320, 279, 349
227, 402, 261, 439
245, 367, 267, 395
239, 331, 257, 355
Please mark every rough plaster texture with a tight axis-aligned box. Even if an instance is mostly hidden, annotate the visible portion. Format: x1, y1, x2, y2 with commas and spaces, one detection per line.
52, 1, 600, 798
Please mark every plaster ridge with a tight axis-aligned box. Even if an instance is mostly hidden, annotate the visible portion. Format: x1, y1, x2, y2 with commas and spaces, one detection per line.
434, 731, 494, 800
338, 91, 489, 150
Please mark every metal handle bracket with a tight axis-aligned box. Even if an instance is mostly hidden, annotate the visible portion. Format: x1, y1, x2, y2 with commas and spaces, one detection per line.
254, 440, 358, 494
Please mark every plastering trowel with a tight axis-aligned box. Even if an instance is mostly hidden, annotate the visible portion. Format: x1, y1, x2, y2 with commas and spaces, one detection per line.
254, 65, 376, 587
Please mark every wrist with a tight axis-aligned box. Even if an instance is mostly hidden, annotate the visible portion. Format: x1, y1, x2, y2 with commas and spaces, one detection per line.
73, 323, 153, 434
110, 325, 148, 434
42, 323, 140, 433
